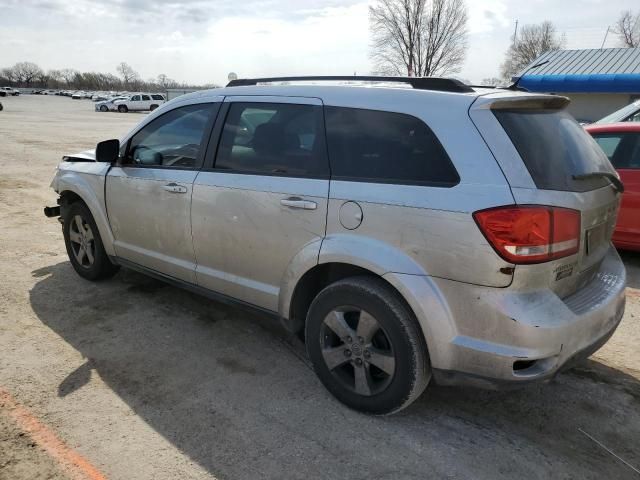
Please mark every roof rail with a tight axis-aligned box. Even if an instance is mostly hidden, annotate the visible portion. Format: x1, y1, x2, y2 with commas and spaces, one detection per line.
226, 76, 474, 93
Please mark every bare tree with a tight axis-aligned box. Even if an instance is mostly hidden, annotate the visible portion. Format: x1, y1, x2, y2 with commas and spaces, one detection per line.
157, 73, 179, 89
116, 62, 139, 86
1, 67, 17, 83
369, 0, 468, 77
481, 77, 504, 87
612, 10, 640, 47
500, 21, 564, 82
60, 68, 79, 87
12, 62, 44, 86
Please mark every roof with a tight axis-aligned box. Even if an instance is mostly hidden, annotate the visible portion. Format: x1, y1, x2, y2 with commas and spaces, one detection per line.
517, 48, 640, 93
584, 122, 640, 133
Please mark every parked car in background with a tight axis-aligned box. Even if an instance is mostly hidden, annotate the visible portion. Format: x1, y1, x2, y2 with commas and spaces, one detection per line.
71, 91, 84, 100
113, 93, 166, 112
596, 100, 640, 124
95, 96, 129, 112
0, 87, 19, 96
46, 77, 626, 414
586, 122, 640, 251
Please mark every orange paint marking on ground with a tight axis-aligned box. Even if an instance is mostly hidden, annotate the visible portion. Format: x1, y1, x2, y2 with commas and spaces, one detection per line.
0, 388, 108, 480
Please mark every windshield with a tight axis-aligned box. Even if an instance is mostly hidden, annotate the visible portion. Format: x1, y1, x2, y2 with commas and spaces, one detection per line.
494, 108, 616, 192
596, 101, 640, 124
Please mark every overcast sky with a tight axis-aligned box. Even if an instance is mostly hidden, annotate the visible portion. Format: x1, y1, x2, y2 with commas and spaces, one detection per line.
1, 0, 638, 85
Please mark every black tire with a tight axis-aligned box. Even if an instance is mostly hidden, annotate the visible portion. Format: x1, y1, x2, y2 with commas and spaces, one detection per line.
99, 105, 108, 112
150, 104, 158, 111
62, 202, 119, 281
117, 105, 128, 113
305, 276, 430, 415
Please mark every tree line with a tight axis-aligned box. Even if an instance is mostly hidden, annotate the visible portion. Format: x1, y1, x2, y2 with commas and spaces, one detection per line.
369, 0, 640, 84
3, 5, 638, 90
0, 61, 216, 91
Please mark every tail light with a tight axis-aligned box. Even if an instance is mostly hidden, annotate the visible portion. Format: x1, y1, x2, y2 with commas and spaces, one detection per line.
473, 206, 580, 264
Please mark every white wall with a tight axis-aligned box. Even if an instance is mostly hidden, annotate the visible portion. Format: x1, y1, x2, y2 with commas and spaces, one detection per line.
562, 93, 633, 123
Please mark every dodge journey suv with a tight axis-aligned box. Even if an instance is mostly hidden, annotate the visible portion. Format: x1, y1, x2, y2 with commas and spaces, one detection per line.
45, 76, 626, 414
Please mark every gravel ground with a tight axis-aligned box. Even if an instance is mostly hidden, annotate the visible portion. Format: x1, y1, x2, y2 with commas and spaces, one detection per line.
0, 95, 639, 480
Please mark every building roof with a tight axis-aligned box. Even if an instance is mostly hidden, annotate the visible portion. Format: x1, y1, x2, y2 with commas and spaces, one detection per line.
517, 48, 640, 93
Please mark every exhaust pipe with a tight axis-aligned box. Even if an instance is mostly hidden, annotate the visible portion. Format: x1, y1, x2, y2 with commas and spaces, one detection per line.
44, 206, 60, 218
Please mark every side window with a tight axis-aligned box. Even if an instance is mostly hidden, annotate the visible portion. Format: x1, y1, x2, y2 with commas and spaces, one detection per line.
125, 103, 215, 169
141, 94, 151, 101
325, 107, 460, 186
214, 102, 328, 177
131, 95, 141, 101
151, 94, 164, 100
594, 133, 640, 169
593, 135, 623, 161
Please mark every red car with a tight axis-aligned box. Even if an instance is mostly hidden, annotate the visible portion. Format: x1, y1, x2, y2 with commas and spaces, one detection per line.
586, 122, 640, 251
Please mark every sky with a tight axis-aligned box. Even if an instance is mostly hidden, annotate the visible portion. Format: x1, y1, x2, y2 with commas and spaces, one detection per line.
0, 0, 638, 85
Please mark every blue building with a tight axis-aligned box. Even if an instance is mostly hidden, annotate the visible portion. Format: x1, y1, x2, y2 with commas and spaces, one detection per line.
515, 48, 640, 123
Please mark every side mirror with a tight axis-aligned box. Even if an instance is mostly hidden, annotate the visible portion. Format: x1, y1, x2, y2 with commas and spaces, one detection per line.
95, 139, 120, 163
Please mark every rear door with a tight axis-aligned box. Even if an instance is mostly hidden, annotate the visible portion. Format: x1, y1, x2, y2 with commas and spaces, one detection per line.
141, 94, 152, 110
470, 95, 621, 297
592, 131, 640, 248
191, 96, 330, 311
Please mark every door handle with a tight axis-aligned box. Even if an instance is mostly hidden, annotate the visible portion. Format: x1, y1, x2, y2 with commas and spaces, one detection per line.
280, 197, 317, 210
162, 183, 188, 194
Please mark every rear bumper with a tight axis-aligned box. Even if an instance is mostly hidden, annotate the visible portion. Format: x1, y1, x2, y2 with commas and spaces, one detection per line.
385, 246, 626, 388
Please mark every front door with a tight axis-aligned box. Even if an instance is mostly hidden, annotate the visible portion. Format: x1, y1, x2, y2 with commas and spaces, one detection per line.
106, 101, 220, 282
192, 96, 330, 311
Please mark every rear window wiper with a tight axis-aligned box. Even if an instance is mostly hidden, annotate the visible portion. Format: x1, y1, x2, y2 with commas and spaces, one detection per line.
572, 172, 624, 193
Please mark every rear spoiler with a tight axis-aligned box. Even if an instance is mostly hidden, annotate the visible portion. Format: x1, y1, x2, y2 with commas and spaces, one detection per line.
489, 96, 570, 111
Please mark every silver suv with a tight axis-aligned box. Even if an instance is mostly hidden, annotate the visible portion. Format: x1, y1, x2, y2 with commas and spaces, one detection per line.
46, 76, 626, 414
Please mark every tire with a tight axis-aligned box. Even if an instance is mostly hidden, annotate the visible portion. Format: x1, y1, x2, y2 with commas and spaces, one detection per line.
0, 103, 3, 112
305, 276, 430, 415
62, 202, 119, 281
117, 105, 128, 113
99, 105, 108, 112
150, 104, 158, 111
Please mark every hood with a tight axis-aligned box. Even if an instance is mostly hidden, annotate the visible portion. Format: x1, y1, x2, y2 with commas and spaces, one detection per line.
63, 149, 96, 162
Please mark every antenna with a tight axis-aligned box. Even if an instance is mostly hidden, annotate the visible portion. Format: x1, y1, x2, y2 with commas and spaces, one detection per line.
508, 60, 550, 91
600, 26, 610, 49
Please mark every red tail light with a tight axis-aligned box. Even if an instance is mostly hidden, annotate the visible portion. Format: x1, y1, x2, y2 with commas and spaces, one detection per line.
473, 206, 581, 264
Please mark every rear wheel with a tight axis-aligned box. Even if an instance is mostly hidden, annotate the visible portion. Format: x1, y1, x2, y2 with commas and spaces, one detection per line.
305, 276, 430, 415
117, 105, 128, 113
63, 202, 119, 281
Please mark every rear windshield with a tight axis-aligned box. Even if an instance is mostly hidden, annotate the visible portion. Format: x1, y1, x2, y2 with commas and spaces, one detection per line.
494, 109, 615, 192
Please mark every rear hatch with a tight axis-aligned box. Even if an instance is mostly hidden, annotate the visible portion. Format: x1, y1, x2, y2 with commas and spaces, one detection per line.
469, 93, 621, 298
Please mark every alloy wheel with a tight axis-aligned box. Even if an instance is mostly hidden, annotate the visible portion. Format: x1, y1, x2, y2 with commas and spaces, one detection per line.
319, 307, 396, 396
68, 215, 95, 268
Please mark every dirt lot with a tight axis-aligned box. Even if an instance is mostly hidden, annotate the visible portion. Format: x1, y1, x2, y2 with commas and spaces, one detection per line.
0, 95, 639, 480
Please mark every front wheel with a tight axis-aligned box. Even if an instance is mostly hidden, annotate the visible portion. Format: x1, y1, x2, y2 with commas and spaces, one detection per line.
63, 202, 119, 281
117, 105, 128, 113
150, 104, 158, 111
305, 276, 430, 415
99, 105, 108, 112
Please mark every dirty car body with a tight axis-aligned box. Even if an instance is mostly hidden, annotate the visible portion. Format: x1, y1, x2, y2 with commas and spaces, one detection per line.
47, 77, 627, 414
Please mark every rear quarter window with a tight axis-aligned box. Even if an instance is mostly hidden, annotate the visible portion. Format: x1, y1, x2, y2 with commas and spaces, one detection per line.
494, 109, 615, 192
325, 106, 459, 187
